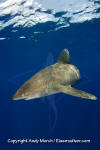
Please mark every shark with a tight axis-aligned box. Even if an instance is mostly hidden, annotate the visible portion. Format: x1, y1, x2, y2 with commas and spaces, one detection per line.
12, 49, 97, 101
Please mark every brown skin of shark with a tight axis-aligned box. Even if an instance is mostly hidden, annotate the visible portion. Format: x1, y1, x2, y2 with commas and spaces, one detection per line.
12, 49, 97, 100
12, 63, 80, 100
12, 62, 97, 100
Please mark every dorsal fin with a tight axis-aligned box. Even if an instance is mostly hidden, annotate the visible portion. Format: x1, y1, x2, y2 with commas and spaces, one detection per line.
58, 49, 70, 64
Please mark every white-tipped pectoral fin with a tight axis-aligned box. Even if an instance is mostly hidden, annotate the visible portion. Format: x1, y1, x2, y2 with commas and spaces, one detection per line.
54, 85, 97, 100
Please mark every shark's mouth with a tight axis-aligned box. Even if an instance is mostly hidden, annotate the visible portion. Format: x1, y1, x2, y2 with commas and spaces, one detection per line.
25, 89, 59, 100
13, 89, 59, 100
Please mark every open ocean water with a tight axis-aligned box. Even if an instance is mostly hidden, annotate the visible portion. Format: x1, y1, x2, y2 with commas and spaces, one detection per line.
0, 0, 100, 149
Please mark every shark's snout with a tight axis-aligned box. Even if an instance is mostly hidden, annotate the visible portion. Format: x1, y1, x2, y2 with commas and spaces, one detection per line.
12, 91, 25, 100
12, 94, 20, 100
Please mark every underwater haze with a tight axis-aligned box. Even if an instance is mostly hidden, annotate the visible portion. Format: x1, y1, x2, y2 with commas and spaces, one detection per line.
0, 0, 100, 149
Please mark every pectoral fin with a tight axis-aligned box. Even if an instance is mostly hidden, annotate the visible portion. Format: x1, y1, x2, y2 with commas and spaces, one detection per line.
54, 85, 97, 100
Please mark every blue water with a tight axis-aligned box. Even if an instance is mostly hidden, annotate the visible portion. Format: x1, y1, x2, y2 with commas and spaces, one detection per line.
0, 14, 100, 150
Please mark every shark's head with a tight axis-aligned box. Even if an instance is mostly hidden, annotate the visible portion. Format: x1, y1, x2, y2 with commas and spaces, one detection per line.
12, 83, 29, 100
12, 89, 26, 100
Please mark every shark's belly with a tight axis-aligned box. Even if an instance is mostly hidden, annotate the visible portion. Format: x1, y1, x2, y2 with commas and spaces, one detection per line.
25, 88, 59, 100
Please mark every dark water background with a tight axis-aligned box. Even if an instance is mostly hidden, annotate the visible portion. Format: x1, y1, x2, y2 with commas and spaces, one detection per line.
0, 15, 100, 149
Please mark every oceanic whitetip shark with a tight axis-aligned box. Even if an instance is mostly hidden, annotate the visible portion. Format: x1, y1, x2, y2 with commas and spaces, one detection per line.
12, 49, 97, 100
